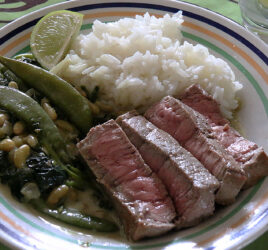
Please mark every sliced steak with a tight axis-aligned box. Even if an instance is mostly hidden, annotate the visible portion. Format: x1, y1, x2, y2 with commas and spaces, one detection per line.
116, 111, 219, 228
145, 96, 246, 205
180, 84, 268, 188
77, 120, 175, 241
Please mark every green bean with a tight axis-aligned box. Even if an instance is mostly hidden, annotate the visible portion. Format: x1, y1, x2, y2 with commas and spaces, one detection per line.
65, 165, 87, 190
0, 86, 69, 163
0, 56, 92, 134
31, 199, 118, 232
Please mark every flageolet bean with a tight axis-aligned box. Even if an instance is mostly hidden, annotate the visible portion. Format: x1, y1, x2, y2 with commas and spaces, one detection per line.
12, 135, 24, 147
0, 120, 12, 138
14, 144, 30, 168
42, 102, 57, 121
41, 97, 49, 106
25, 134, 38, 148
25, 88, 36, 97
66, 188, 78, 202
8, 81, 18, 89
55, 120, 75, 132
47, 185, 69, 207
0, 114, 8, 127
0, 138, 15, 152
13, 121, 25, 135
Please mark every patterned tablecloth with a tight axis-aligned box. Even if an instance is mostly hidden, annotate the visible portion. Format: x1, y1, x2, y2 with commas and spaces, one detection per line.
0, 0, 267, 249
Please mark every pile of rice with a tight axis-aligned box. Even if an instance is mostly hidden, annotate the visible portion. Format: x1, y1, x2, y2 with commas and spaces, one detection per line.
55, 12, 242, 118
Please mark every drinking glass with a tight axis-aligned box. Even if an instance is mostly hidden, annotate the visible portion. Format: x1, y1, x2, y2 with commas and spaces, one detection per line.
239, 0, 268, 43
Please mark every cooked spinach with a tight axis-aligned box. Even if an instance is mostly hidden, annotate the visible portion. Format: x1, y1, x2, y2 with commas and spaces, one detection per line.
0, 150, 34, 199
0, 150, 68, 200
26, 152, 68, 195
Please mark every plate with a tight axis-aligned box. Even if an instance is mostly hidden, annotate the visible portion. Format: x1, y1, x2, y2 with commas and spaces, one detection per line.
0, 0, 268, 249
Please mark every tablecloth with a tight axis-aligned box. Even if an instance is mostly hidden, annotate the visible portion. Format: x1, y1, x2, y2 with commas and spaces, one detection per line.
0, 0, 267, 249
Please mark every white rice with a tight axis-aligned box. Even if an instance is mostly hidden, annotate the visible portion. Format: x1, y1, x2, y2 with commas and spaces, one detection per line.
54, 12, 242, 118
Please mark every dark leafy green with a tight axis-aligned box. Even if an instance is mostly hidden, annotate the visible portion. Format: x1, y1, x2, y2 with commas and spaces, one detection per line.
26, 152, 68, 195
0, 150, 68, 200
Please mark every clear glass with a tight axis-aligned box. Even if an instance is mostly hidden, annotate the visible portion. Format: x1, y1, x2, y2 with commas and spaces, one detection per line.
239, 0, 268, 43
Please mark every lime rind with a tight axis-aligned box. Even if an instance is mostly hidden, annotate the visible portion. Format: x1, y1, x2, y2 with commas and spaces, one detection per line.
30, 10, 83, 70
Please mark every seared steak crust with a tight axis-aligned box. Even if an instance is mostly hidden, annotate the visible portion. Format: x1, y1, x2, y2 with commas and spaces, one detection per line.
77, 120, 175, 241
181, 84, 268, 188
117, 111, 219, 228
145, 96, 246, 205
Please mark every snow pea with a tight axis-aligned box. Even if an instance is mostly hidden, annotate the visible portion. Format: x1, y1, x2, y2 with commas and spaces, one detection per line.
0, 56, 92, 134
31, 199, 118, 232
0, 86, 69, 163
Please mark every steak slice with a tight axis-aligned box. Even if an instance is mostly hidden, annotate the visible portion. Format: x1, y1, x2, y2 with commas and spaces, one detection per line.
180, 84, 268, 188
77, 120, 175, 241
145, 96, 246, 205
116, 111, 219, 228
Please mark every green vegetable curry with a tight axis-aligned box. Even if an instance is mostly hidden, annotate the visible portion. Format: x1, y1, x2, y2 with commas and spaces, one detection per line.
0, 55, 118, 233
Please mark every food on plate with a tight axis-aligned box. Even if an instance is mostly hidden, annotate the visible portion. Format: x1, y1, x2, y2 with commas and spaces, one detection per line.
55, 12, 241, 118
77, 120, 176, 241
180, 84, 268, 188
0, 9, 267, 242
144, 96, 247, 205
116, 111, 219, 228
0, 57, 117, 231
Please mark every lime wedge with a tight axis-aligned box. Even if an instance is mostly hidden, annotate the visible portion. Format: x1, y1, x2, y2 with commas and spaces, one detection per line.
30, 10, 83, 70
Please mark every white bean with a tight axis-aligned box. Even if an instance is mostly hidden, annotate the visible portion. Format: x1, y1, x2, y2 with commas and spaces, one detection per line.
0, 114, 8, 127
42, 102, 57, 121
13, 121, 25, 135
12, 136, 24, 147
14, 144, 30, 168
47, 185, 69, 207
0, 139, 15, 152
0, 120, 12, 138
24, 134, 38, 148
8, 81, 18, 89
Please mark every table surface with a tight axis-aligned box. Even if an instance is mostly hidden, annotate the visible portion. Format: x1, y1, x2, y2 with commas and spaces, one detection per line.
0, 0, 267, 249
